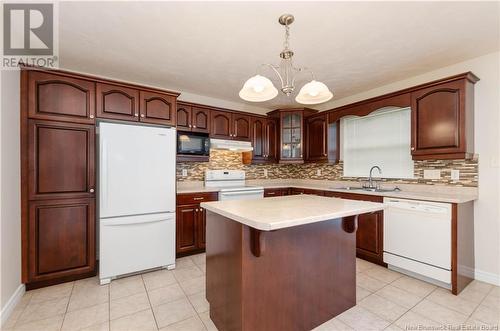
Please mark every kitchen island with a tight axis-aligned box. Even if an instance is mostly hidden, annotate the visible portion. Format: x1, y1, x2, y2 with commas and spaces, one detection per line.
201, 195, 384, 331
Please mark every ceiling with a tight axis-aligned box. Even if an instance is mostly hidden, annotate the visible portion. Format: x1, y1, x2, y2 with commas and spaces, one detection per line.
59, 1, 499, 113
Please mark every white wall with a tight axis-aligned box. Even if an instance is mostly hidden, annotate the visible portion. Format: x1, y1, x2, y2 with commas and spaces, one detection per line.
0, 69, 23, 323
322, 52, 500, 284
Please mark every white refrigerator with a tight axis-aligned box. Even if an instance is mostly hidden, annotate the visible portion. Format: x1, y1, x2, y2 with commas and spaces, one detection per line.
98, 122, 176, 284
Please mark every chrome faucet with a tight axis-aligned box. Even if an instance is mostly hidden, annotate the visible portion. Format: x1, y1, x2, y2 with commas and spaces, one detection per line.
367, 166, 382, 189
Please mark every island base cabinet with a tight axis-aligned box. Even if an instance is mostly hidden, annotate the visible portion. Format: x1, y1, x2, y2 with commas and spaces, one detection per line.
206, 211, 356, 331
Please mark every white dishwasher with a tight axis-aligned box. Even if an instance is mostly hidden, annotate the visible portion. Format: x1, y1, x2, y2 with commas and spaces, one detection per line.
383, 197, 452, 284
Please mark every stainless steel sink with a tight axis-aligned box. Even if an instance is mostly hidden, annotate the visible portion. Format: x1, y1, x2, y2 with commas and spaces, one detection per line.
334, 186, 401, 193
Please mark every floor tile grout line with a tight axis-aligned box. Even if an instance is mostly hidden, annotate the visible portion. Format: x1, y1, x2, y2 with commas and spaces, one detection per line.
464, 284, 496, 324
140, 274, 160, 330
59, 281, 74, 331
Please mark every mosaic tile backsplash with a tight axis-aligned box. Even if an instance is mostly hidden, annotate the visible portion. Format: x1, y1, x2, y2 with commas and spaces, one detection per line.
176, 150, 478, 187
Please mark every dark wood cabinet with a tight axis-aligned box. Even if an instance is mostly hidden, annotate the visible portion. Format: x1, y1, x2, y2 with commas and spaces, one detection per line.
176, 103, 191, 131
323, 191, 385, 265
411, 73, 478, 160
210, 110, 232, 139
176, 192, 218, 256
305, 114, 328, 162
192, 107, 210, 133
28, 120, 95, 201
251, 117, 278, 164
232, 114, 251, 141
210, 110, 251, 141
96, 83, 139, 121
267, 108, 318, 163
289, 188, 325, 196
28, 198, 95, 283
177, 103, 210, 133
28, 71, 95, 124
139, 91, 176, 126
264, 188, 288, 197
176, 204, 198, 254
265, 119, 278, 162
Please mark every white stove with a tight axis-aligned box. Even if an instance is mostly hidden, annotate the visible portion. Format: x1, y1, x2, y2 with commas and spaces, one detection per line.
204, 170, 264, 201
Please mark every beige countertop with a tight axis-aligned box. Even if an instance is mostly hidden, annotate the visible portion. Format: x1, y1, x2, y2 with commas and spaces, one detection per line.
177, 179, 478, 204
201, 195, 384, 231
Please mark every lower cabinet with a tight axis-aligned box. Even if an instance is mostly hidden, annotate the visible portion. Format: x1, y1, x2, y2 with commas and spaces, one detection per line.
264, 188, 287, 197
27, 198, 96, 286
289, 188, 325, 196
176, 192, 218, 256
323, 191, 385, 265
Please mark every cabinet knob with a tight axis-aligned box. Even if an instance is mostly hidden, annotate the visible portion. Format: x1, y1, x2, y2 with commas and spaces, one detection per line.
89, 115, 95, 119
89, 188, 95, 193
134, 113, 139, 117
140, 114, 145, 118
193, 125, 196, 128
189, 124, 192, 128
411, 147, 415, 151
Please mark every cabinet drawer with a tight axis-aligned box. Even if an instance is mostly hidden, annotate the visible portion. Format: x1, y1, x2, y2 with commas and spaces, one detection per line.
264, 188, 286, 197
177, 192, 218, 205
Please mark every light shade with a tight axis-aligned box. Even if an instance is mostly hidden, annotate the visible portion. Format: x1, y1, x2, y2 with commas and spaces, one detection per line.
295, 80, 333, 105
239, 75, 278, 102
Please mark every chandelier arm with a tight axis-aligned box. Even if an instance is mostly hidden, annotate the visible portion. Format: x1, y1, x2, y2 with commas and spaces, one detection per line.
257, 63, 285, 89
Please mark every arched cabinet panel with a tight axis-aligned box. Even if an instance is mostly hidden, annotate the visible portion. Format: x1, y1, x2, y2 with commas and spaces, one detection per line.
192, 107, 210, 133
176, 103, 191, 131
28, 71, 95, 124
140, 91, 176, 125
210, 110, 232, 139
96, 83, 139, 121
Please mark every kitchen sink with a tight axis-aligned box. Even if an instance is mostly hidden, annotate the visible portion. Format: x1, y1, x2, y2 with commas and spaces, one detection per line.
335, 186, 401, 193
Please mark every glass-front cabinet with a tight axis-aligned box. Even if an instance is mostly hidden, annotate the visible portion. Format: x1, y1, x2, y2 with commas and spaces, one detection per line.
281, 112, 303, 160
267, 108, 317, 163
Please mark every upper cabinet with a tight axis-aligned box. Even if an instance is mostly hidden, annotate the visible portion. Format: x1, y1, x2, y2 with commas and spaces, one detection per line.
96, 83, 140, 121
210, 110, 251, 141
410, 73, 478, 160
176, 103, 211, 133
139, 91, 176, 126
28, 71, 96, 124
268, 108, 317, 163
251, 117, 277, 163
305, 113, 339, 163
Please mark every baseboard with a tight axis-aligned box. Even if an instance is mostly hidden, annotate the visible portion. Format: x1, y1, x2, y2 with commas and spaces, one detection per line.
0, 284, 25, 327
474, 268, 500, 286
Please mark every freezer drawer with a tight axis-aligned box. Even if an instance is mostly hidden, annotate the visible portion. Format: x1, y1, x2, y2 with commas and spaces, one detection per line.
99, 213, 175, 282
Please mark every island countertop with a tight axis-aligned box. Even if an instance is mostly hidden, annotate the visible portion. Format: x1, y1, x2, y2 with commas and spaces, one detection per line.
201, 194, 384, 231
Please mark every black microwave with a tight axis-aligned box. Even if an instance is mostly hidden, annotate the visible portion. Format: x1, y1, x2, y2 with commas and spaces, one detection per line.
177, 131, 210, 156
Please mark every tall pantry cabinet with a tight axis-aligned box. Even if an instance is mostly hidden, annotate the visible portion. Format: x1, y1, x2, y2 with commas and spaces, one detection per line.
20, 67, 179, 289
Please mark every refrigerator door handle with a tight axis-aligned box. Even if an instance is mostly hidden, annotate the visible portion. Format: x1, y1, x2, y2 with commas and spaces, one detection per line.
101, 138, 109, 210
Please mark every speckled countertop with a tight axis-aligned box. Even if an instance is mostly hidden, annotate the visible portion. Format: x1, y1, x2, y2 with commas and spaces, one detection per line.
177, 179, 478, 204
201, 195, 384, 231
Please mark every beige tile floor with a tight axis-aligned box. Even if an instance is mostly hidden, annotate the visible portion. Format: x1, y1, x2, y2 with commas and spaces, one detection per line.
3, 254, 499, 331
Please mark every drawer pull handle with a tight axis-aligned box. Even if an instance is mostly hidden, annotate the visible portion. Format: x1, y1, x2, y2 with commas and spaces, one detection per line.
193, 197, 204, 200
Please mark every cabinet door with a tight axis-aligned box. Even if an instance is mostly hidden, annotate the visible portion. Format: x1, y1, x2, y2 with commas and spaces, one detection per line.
233, 114, 251, 141
96, 83, 139, 121
264, 188, 284, 197
29, 120, 95, 200
197, 207, 206, 249
192, 107, 210, 133
28, 198, 95, 282
280, 112, 303, 162
176, 103, 192, 131
306, 115, 328, 162
411, 80, 464, 157
139, 91, 176, 126
176, 204, 198, 254
28, 71, 95, 124
210, 110, 232, 139
356, 211, 384, 264
251, 117, 266, 162
266, 119, 278, 162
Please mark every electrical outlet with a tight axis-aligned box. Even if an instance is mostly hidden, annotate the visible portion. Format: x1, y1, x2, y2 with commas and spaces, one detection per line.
451, 170, 460, 181
316, 169, 322, 176
181, 169, 188, 177
423, 169, 441, 180
263, 169, 268, 178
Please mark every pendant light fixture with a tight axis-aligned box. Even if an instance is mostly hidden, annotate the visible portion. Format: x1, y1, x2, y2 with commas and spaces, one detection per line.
239, 14, 333, 105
